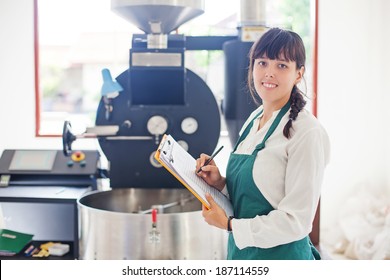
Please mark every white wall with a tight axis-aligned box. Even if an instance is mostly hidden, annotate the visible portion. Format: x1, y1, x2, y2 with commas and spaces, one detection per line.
318, 0, 390, 235
1, 0, 390, 246
0, 0, 36, 150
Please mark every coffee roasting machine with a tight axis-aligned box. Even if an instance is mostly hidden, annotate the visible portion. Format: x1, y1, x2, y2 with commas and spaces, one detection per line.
62, 0, 268, 259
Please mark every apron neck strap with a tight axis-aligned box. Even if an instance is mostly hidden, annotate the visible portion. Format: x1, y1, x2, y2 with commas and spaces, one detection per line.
252, 100, 291, 154
232, 110, 263, 152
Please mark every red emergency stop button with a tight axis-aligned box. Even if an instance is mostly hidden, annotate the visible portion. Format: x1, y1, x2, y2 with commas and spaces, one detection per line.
71, 151, 86, 162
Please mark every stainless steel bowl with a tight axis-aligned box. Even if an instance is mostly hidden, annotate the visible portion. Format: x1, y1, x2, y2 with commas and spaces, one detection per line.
78, 188, 227, 259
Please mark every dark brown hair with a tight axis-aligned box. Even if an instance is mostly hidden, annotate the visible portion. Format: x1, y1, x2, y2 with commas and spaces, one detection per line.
247, 27, 307, 138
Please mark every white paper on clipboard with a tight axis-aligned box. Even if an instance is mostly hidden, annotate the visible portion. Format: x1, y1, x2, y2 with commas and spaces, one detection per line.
155, 134, 233, 217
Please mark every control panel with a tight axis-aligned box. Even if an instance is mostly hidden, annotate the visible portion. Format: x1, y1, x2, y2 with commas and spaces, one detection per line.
0, 149, 100, 188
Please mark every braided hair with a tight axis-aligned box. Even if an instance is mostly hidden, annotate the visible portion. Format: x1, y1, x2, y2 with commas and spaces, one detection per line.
284, 85, 306, 138
247, 28, 307, 139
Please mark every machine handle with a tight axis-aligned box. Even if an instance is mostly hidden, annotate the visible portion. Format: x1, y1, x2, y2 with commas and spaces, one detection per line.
152, 208, 157, 224
62, 121, 76, 156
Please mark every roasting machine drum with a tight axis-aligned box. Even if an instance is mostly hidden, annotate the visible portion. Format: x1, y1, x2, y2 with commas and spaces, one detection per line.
78, 188, 227, 259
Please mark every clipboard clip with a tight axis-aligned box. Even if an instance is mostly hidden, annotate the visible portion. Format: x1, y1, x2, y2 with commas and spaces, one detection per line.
160, 136, 174, 163
167, 140, 174, 163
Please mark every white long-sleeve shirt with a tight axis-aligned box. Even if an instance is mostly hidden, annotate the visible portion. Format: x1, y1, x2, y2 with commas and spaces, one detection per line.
226, 106, 330, 249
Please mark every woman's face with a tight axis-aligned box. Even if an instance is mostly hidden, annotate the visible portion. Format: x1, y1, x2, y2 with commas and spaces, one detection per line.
253, 55, 304, 107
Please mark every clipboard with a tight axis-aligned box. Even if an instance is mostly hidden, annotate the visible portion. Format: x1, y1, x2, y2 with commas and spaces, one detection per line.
155, 134, 233, 217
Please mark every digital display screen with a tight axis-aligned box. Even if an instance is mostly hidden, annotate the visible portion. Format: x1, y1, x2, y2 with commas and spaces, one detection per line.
9, 150, 57, 171
130, 68, 185, 105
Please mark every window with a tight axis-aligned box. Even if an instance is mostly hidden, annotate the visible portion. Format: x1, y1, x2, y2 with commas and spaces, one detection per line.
35, 0, 315, 136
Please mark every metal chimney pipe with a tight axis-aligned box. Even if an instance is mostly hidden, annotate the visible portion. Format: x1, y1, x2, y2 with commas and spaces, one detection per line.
239, 0, 267, 27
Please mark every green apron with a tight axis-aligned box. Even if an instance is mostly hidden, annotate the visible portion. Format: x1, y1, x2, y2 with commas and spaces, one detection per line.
226, 101, 320, 260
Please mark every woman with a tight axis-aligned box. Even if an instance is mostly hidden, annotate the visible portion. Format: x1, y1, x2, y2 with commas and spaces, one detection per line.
196, 27, 330, 260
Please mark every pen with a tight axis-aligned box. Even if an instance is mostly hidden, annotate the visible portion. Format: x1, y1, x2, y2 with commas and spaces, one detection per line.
197, 145, 224, 173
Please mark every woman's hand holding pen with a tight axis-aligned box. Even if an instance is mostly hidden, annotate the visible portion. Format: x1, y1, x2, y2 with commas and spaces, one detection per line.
195, 153, 226, 191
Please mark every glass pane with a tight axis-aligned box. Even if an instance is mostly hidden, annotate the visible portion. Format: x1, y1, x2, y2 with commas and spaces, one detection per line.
37, 0, 138, 135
